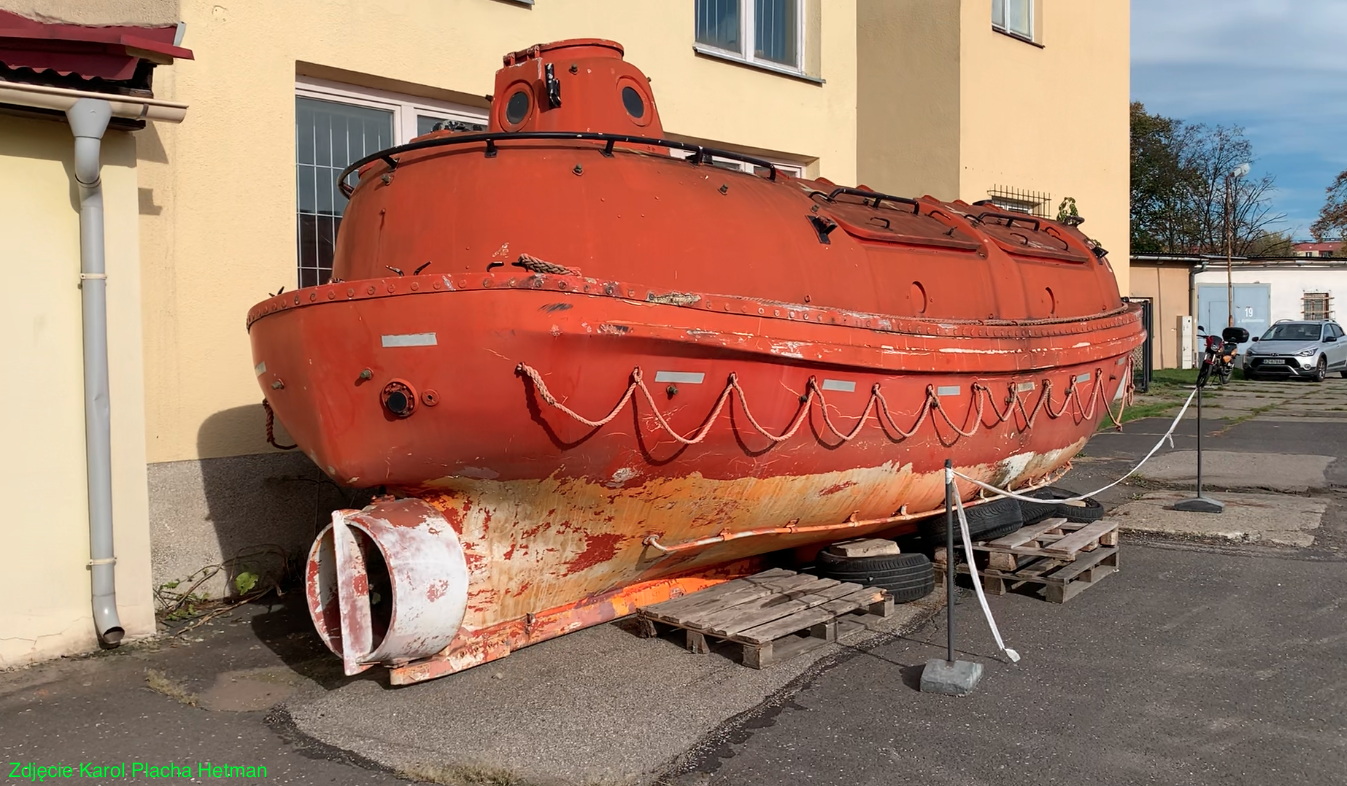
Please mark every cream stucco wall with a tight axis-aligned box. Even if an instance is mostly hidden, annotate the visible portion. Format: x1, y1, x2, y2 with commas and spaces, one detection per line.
140, 0, 859, 463
958, 0, 1131, 294
1129, 263, 1191, 370
856, 0, 961, 198
0, 115, 155, 668
0, 0, 177, 25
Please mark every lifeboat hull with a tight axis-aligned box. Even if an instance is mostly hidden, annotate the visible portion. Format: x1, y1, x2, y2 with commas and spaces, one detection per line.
253, 272, 1138, 683
251, 38, 1145, 683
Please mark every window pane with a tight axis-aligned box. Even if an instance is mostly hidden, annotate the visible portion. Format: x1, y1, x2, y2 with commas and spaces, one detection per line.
417, 114, 486, 136
1007, 0, 1031, 37
696, 0, 742, 54
754, 0, 798, 66
295, 96, 393, 287
992, 0, 1005, 28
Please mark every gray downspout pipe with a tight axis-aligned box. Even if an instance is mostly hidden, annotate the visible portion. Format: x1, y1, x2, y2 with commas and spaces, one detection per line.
66, 98, 123, 646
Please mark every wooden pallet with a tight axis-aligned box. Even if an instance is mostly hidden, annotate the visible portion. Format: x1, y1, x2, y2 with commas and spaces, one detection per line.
636, 568, 892, 668
934, 517, 1120, 603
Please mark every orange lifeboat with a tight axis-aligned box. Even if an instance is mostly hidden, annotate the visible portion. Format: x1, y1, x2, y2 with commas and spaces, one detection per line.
248, 39, 1144, 684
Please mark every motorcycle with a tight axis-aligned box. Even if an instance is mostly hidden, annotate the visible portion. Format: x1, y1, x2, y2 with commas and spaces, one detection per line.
1196, 325, 1249, 387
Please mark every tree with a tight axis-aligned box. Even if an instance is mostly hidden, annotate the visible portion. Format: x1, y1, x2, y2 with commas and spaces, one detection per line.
1130, 102, 1287, 256
1310, 170, 1347, 242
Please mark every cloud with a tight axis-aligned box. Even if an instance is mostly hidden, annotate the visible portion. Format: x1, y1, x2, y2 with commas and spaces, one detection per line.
1132, 0, 1347, 236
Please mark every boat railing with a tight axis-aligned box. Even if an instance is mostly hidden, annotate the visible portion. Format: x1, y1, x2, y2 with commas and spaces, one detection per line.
337, 131, 781, 198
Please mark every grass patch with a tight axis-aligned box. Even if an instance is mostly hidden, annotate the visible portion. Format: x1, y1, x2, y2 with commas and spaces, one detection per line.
145, 668, 198, 707
1098, 400, 1181, 430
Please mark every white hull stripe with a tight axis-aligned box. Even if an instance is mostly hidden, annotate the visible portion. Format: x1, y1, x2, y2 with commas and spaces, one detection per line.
822, 379, 856, 392
654, 371, 705, 384
382, 333, 438, 347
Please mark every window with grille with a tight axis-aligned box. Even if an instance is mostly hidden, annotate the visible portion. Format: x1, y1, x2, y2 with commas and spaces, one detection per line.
992, 0, 1034, 41
1303, 292, 1332, 321
985, 185, 1052, 218
294, 79, 486, 289
695, 0, 803, 72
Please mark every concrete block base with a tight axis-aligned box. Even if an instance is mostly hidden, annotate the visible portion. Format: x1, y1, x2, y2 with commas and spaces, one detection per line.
1170, 496, 1225, 514
920, 658, 983, 697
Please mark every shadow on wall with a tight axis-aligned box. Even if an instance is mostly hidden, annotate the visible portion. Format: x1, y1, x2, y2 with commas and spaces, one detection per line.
148, 405, 371, 599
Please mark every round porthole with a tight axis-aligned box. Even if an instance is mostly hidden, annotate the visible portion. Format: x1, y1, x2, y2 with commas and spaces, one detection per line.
622, 86, 645, 119
616, 77, 653, 128
504, 88, 531, 128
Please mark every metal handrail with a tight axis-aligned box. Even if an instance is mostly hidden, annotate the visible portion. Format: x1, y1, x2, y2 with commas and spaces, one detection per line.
824, 186, 920, 214
335, 131, 780, 198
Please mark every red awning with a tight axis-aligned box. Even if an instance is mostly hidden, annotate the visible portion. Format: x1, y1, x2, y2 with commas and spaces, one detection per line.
0, 10, 192, 83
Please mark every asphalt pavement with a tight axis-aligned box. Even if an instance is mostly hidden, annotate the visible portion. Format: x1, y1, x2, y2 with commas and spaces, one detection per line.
4, 375, 1346, 785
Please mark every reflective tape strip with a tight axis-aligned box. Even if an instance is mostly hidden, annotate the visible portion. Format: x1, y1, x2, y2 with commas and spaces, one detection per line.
254, 361, 267, 376
382, 333, 438, 347
1076, 373, 1092, 383
654, 371, 704, 384
821, 379, 856, 393
1016, 381, 1034, 392
936, 385, 961, 397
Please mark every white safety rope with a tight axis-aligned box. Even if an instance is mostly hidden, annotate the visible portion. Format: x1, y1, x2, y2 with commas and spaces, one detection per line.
953, 493, 1020, 663
953, 385, 1200, 503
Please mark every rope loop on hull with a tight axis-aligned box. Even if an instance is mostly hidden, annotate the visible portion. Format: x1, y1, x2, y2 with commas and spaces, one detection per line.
515, 361, 1131, 447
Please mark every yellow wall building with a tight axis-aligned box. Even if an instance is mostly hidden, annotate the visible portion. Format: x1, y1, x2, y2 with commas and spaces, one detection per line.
0, 0, 1131, 666
859, 0, 1131, 293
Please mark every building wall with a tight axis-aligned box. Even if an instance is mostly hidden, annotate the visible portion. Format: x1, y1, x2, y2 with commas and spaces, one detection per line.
0, 0, 176, 25
855, 0, 961, 198
137, 0, 860, 590
0, 115, 155, 668
1196, 268, 1347, 328
1128, 263, 1191, 370
958, 0, 1132, 294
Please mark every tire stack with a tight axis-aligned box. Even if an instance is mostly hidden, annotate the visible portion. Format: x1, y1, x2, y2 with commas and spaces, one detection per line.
815, 550, 935, 603
917, 497, 1024, 544
1016, 486, 1105, 524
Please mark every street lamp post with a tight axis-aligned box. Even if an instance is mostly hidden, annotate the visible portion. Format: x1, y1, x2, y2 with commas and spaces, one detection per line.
1226, 163, 1251, 328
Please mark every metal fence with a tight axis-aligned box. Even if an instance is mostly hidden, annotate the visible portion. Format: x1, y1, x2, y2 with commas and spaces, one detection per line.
1128, 297, 1153, 394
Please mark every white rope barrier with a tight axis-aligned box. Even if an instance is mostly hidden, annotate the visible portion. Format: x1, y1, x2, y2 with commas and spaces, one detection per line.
953, 385, 1200, 504
953, 492, 1020, 664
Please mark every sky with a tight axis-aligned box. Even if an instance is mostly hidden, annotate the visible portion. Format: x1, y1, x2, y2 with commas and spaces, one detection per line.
1131, 0, 1347, 240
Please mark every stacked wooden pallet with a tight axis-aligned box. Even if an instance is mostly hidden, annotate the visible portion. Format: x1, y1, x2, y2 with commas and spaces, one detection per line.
637, 568, 892, 668
934, 516, 1119, 603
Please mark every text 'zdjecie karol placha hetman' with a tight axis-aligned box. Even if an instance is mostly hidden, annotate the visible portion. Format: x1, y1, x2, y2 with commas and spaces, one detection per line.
9, 762, 267, 781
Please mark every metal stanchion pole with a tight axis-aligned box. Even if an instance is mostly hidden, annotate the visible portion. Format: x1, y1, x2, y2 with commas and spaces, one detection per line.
944, 458, 955, 664
921, 457, 983, 695
1174, 372, 1224, 513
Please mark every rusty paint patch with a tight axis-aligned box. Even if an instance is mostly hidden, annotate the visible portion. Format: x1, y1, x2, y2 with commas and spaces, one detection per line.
818, 480, 857, 496
540, 302, 573, 312
564, 531, 626, 574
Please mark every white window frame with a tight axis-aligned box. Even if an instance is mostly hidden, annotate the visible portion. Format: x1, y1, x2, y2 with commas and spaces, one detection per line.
296, 77, 487, 143
693, 0, 806, 78
992, 0, 1036, 43
671, 149, 805, 179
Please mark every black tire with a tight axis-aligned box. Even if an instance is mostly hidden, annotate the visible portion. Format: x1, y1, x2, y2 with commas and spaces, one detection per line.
919, 497, 1023, 543
1339, 370, 1347, 379
816, 551, 935, 603
1314, 356, 1328, 382
1019, 486, 1105, 523
1218, 364, 1233, 386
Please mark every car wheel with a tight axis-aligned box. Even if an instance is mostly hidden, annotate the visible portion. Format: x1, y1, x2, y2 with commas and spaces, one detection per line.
919, 497, 1023, 544
1339, 370, 1347, 379
1314, 356, 1327, 382
815, 551, 935, 602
